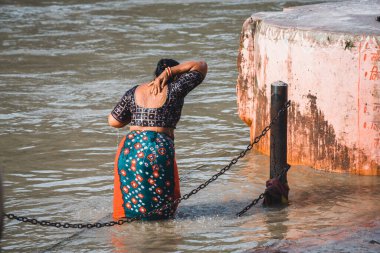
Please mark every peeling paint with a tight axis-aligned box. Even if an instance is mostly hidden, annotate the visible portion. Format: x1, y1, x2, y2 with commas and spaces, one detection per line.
236, 2, 380, 175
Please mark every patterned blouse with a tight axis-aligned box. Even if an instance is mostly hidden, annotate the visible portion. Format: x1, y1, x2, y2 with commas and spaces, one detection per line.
111, 71, 204, 129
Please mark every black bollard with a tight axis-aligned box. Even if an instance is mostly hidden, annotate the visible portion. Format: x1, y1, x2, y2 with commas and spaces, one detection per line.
263, 81, 289, 206
270, 81, 288, 183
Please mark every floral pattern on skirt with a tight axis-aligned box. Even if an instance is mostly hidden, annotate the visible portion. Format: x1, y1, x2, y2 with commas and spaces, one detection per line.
113, 130, 178, 220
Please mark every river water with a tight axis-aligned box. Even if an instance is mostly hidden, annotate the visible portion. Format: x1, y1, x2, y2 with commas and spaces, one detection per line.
0, 0, 379, 252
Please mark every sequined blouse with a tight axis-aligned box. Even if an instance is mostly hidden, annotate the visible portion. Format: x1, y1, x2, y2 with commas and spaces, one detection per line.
111, 71, 204, 129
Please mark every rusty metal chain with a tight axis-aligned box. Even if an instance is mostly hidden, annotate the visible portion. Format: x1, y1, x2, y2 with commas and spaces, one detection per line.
4, 100, 291, 228
236, 164, 291, 217
236, 193, 265, 217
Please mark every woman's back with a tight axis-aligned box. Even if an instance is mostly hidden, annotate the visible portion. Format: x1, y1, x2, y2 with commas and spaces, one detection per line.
134, 84, 168, 109
110, 70, 205, 130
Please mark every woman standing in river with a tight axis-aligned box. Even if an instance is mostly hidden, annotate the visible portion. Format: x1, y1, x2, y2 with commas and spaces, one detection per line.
109, 59, 207, 220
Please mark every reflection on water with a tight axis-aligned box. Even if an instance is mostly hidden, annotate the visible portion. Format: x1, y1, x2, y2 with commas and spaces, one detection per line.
1, 0, 379, 252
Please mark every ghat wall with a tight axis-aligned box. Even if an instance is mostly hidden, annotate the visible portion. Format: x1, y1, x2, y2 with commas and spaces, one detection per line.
236, 0, 380, 175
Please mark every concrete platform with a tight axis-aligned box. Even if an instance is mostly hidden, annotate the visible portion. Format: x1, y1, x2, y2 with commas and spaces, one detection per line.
236, 0, 380, 175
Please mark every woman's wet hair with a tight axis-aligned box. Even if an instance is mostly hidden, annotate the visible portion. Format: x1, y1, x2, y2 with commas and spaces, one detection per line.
154, 59, 180, 82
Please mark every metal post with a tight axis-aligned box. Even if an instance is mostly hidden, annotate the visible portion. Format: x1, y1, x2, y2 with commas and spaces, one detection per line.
270, 81, 288, 184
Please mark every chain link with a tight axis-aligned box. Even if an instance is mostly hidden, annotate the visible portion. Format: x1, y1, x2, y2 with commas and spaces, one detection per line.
4, 101, 291, 228
236, 193, 265, 217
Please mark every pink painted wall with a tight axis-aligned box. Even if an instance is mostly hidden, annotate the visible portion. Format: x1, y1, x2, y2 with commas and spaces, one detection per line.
237, 10, 380, 175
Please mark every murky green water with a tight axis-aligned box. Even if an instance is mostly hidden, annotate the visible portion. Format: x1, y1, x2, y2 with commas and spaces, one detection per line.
1, 0, 379, 252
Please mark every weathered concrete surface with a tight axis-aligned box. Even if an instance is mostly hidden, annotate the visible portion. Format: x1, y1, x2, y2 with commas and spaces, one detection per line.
237, 0, 380, 175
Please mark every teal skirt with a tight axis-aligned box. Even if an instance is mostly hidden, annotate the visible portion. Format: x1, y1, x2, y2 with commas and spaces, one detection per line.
113, 130, 180, 220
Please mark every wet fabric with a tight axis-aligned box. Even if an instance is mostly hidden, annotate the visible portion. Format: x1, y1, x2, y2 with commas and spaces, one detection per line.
113, 130, 180, 220
110, 71, 204, 128
263, 177, 290, 206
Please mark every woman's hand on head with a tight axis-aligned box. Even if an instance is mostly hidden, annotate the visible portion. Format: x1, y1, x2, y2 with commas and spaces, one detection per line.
149, 72, 168, 95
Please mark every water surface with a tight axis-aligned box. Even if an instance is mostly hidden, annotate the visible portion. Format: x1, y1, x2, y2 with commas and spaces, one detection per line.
1, 0, 379, 252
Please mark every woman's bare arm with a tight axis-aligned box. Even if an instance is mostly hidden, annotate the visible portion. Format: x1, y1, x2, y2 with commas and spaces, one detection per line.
171, 61, 208, 77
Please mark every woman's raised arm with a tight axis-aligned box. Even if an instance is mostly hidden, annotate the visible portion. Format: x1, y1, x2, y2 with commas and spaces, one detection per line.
149, 61, 207, 95
171, 61, 208, 78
